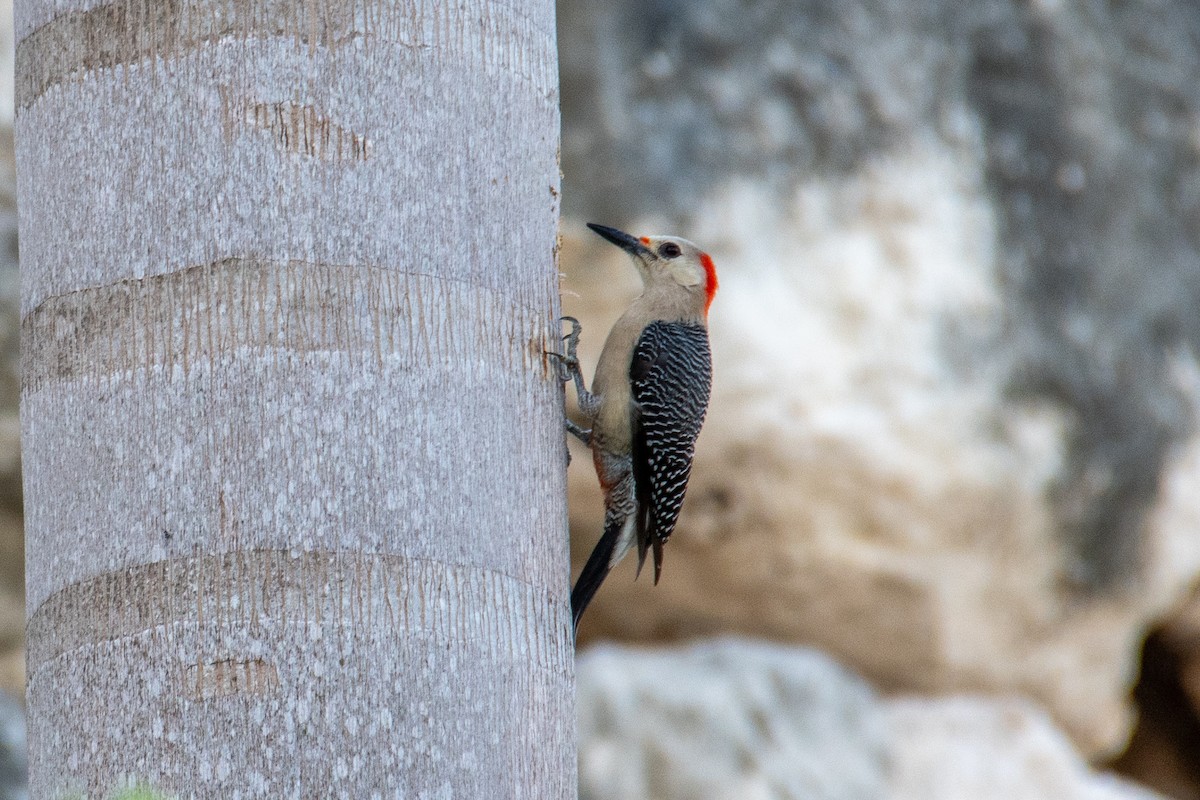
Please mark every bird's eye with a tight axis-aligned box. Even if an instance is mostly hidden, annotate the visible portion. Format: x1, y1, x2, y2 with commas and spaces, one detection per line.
659, 242, 682, 259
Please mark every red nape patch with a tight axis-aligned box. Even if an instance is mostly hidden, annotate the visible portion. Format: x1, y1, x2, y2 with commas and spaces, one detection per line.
699, 252, 718, 312
639, 236, 651, 245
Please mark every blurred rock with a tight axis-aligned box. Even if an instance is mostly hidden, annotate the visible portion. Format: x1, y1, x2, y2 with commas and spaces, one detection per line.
0, 10, 20, 720
1160, 591, 1200, 716
1110, 630, 1200, 799
0, 691, 25, 800
0, 141, 13, 368
576, 638, 887, 800
0, 126, 19, 489
887, 696, 1166, 800
0, 652, 20, 710
575, 640, 1164, 800
560, 0, 1200, 757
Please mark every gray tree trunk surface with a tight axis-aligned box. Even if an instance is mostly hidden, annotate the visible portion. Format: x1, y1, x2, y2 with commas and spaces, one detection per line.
16, 1, 572, 796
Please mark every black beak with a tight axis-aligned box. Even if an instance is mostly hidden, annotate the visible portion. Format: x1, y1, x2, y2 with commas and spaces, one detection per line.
587, 223, 654, 258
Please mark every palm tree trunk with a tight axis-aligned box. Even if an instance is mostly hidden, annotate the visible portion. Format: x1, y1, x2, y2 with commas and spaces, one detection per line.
17, 1, 572, 795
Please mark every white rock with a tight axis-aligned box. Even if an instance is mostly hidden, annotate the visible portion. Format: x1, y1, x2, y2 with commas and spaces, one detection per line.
886, 696, 1166, 800
576, 638, 887, 800
575, 640, 1164, 800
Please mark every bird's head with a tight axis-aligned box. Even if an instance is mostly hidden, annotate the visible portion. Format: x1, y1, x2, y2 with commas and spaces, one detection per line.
587, 223, 718, 315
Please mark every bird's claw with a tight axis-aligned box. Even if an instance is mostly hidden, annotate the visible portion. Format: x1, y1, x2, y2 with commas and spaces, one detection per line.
545, 317, 584, 383
544, 349, 578, 383
560, 316, 583, 360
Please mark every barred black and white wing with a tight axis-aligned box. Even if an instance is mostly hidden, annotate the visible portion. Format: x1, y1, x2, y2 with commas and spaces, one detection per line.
629, 320, 713, 584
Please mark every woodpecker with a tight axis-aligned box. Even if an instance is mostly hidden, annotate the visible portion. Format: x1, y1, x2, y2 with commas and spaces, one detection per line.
555, 222, 716, 631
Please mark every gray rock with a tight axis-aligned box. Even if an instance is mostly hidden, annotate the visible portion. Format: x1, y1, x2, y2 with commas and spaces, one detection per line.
576, 641, 1167, 800
886, 696, 1166, 800
0, 691, 26, 800
576, 638, 888, 800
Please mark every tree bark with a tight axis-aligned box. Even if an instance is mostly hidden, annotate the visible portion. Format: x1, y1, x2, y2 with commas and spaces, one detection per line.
17, 1, 571, 796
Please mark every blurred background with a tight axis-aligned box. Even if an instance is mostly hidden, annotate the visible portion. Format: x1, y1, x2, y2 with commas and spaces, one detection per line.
559, 0, 1200, 798
0, 0, 22, 794
4, 0, 1200, 798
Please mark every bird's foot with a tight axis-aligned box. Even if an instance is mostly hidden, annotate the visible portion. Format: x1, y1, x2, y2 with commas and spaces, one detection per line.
545, 317, 585, 384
